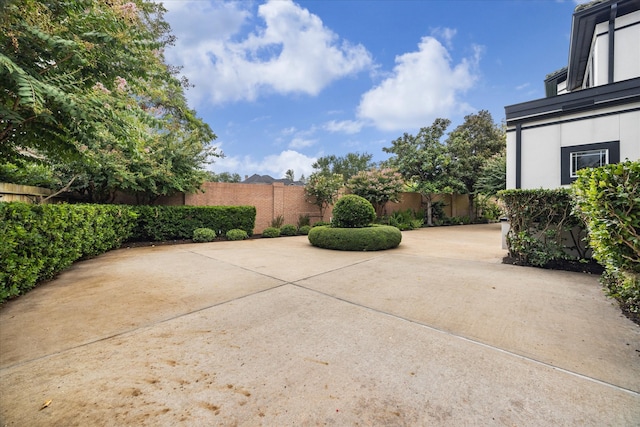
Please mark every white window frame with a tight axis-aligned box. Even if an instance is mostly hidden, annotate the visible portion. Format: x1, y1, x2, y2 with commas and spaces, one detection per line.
570, 148, 609, 178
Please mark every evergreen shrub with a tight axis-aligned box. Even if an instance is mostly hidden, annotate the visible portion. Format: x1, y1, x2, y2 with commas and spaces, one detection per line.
226, 229, 249, 241
308, 225, 402, 251
298, 225, 311, 235
573, 161, 639, 316
193, 227, 216, 242
331, 195, 376, 228
280, 224, 298, 236
262, 227, 281, 238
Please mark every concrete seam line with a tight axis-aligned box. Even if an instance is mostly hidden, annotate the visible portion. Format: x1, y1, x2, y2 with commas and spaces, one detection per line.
292, 283, 640, 398
0, 282, 291, 372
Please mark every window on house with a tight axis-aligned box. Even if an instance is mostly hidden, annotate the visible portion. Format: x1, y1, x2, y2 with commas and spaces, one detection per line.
561, 141, 619, 185
570, 148, 608, 177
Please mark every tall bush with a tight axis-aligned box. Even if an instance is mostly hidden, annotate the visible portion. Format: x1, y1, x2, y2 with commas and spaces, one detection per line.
573, 161, 639, 315
498, 189, 588, 266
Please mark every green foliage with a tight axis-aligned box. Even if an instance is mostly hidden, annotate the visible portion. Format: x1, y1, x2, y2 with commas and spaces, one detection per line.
499, 189, 588, 267
383, 118, 465, 226
308, 225, 402, 251
312, 221, 331, 227
304, 172, 343, 217
297, 225, 311, 235
262, 227, 281, 238
573, 161, 639, 313
226, 228, 249, 241
297, 214, 310, 228
130, 205, 255, 241
312, 152, 375, 182
270, 215, 285, 228
1, 0, 219, 203
207, 171, 242, 183
475, 153, 506, 196
348, 168, 404, 216
331, 195, 376, 228
0, 202, 138, 302
193, 228, 216, 243
447, 110, 506, 218
280, 224, 298, 236
478, 199, 503, 221
0, 161, 59, 189
383, 209, 423, 230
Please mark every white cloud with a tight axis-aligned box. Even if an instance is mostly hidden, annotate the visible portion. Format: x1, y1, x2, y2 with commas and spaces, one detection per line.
289, 137, 317, 149
163, 0, 373, 106
211, 150, 316, 180
323, 119, 364, 134
357, 36, 482, 131
516, 82, 530, 90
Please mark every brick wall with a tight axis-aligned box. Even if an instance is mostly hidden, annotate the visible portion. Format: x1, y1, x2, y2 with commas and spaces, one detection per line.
164, 182, 470, 234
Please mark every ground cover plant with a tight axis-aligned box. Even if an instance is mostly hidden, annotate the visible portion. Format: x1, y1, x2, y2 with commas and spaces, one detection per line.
262, 227, 281, 238
192, 228, 216, 243
226, 229, 249, 241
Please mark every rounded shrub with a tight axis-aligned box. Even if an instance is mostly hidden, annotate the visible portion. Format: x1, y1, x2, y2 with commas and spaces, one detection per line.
298, 225, 311, 235
280, 224, 298, 236
262, 227, 281, 238
226, 228, 248, 241
308, 225, 401, 251
193, 227, 216, 243
332, 195, 376, 228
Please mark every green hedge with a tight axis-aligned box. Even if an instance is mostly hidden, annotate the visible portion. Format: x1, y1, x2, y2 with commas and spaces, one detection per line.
1, 202, 256, 303
308, 225, 402, 251
498, 188, 588, 267
131, 205, 255, 241
0, 203, 138, 302
573, 161, 639, 315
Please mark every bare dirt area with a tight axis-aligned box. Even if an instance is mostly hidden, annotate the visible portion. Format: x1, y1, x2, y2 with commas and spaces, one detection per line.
1, 224, 639, 425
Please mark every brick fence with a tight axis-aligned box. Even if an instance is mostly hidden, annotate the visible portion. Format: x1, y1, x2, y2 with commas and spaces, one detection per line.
157, 182, 470, 233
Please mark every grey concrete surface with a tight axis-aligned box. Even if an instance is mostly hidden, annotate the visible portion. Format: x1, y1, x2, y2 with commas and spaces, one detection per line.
1, 223, 639, 425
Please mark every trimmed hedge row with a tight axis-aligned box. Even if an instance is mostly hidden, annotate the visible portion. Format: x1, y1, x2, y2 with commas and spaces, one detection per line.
0, 203, 256, 303
308, 225, 402, 251
131, 205, 255, 241
1, 203, 138, 302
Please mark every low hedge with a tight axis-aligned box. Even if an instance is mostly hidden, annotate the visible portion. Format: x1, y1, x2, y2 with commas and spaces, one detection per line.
308, 225, 402, 251
0, 202, 257, 303
0, 203, 138, 302
131, 205, 255, 241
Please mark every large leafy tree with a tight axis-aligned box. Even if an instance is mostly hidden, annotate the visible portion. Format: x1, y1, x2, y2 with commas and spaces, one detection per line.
446, 110, 505, 219
383, 118, 464, 226
312, 152, 375, 182
0, 0, 218, 202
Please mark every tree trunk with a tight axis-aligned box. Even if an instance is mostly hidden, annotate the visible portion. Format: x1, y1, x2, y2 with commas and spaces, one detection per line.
468, 193, 475, 220
425, 196, 433, 226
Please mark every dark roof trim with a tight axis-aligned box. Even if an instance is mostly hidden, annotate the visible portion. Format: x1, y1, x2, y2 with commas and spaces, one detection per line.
505, 77, 640, 125
567, 0, 640, 91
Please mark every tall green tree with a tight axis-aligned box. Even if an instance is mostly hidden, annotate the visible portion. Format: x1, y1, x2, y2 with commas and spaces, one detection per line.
0, 0, 218, 202
312, 152, 375, 182
446, 110, 505, 219
383, 119, 463, 226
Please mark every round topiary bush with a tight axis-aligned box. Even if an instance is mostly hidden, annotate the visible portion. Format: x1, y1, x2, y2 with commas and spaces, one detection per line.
332, 195, 376, 228
193, 227, 216, 243
308, 225, 401, 251
226, 229, 248, 241
280, 224, 298, 236
298, 225, 311, 235
262, 227, 281, 238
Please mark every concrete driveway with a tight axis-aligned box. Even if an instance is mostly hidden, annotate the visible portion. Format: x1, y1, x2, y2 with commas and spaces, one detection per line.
1, 223, 639, 425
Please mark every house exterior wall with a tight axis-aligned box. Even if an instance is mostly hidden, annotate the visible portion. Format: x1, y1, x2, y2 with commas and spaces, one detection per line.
506, 103, 640, 189
614, 10, 640, 81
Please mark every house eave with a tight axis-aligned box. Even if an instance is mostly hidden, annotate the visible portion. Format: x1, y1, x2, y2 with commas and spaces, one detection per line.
505, 77, 640, 125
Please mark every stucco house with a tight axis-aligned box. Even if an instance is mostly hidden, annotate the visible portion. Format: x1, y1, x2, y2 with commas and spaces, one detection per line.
505, 0, 640, 189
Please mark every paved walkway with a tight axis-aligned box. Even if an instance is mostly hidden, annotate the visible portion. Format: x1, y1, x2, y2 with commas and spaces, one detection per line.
1, 224, 638, 425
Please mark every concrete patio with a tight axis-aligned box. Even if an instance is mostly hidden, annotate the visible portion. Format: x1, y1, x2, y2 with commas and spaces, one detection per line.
1, 223, 638, 425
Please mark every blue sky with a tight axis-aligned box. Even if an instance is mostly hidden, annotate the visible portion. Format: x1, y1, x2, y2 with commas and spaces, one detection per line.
159, 0, 584, 180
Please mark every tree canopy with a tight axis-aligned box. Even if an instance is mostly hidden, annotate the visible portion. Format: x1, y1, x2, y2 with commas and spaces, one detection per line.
383, 118, 464, 226
0, 0, 218, 202
312, 152, 375, 182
